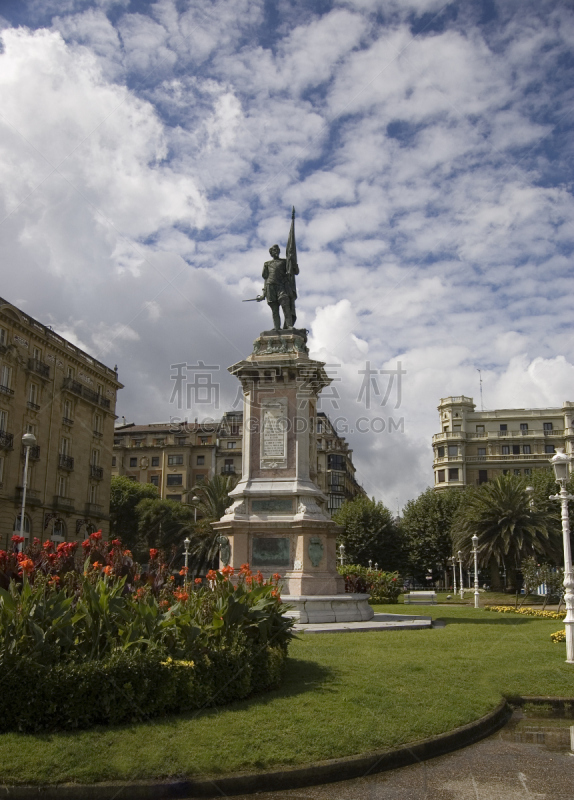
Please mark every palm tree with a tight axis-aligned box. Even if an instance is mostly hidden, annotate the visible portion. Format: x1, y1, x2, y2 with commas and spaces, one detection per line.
188, 474, 238, 575
452, 473, 561, 590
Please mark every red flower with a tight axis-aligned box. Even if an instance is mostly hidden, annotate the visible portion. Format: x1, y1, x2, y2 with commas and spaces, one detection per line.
123, 549, 132, 557
179, 566, 189, 576
206, 569, 218, 581
11, 535, 25, 544
43, 540, 54, 551
111, 539, 121, 548
81, 539, 91, 550
194, 578, 202, 585
48, 553, 57, 563
19, 558, 34, 575
272, 573, 281, 582
103, 565, 113, 575
221, 565, 234, 576
149, 549, 159, 560
173, 590, 189, 603
89, 530, 102, 541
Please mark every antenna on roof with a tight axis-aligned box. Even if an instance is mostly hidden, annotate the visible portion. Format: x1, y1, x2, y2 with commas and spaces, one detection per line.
477, 369, 484, 411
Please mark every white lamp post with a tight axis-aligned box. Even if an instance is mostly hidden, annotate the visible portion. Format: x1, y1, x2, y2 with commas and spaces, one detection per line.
549, 448, 574, 664
192, 495, 200, 524
19, 432, 36, 550
339, 543, 345, 566
458, 549, 464, 599
183, 536, 191, 589
451, 555, 457, 594
471, 534, 479, 609
368, 559, 372, 571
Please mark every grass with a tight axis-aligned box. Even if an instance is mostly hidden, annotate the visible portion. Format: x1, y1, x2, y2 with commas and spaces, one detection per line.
0, 604, 572, 785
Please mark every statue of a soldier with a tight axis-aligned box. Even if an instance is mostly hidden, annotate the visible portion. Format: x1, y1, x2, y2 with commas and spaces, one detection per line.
252, 207, 299, 330
257, 243, 298, 329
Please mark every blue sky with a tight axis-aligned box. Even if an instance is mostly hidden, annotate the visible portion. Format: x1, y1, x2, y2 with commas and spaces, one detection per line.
1, 0, 573, 507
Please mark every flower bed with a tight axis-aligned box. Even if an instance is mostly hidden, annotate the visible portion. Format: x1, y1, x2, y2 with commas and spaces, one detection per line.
484, 605, 566, 620
0, 534, 293, 732
337, 564, 402, 604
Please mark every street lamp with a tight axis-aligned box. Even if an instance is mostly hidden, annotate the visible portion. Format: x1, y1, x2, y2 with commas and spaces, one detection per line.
192, 495, 200, 524
450, 555, 457, 594
471, 534, 479, 609
368, 559, 372, 571
550, 448, 574, 664
458, 550, 464, 600
183, 536, 191, 590
19, 432, 36, 550
339, 543, 345, 566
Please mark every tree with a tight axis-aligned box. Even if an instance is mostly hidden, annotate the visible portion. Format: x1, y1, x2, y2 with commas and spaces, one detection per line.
333, 496, 401, 570
452, 473, 561, 589
188, 474, 238, 575
399, 487, 464, 582
135, 498, 195, 558
109, 476, 159, 551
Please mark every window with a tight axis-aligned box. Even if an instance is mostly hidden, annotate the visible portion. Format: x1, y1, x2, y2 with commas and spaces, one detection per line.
437, 470, 445, 483
443, 426, 449, 432
524, 468, 532, 475
200, 437, 211, 445
500, 424, 507, 431
317, 421, 323, 434
169, 495, 182, 502
175, 437, 187, 445
502, 445, 510, 455
478, 470, 488, 484
13, 514, 31, 545
60, 437, 70, 456
223, 458, 235, 473
196, 455, 205, 466
93, 413, 103, 434
153, 438, 165, 446
448, 468, 459, 481
129, 457, 137, 467
52, 520, 65, 542
63, 399, 73, 420
0, 456, 4, 484
33, 347, 42, 361
112, 456, 116, 467
520, 423, 528, 433
91, 449, 99, 466
168, 454, 183, 465
447, 445, 457, 456
96, 383, 103, 397
151, 456, 159, 467
114, 437, 122, 445
57, 475, 67, 496
544, 422, 553, 433
195, 474, 205, 484
476, 425, 485, 434
545, 445, 555, 454
0, 328, 6, 346
514, 469, 521, 475
28, 383, 39, 405
150, 475, 159, 486
167, 474, 183, 486
328, 495, 344, 511
227, 441, 236, 449
512, 445, 520, 455
0, 364, 12, 390
478, 447, 486, 456
328, 454, 345, 471
89, 484, 98, 504
437, 446, 445, 458
503, 469, 509, 475
0, 409, 7, 432
67, 366, 74, 379
523, 445, 531, 454
453, 424, 461, 431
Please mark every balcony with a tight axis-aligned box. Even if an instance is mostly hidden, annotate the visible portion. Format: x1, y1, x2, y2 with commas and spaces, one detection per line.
93, 430, 104, 438
62, 417, 74, 426
15, 487, 41, 506
28, 358, 50, 379
58, 454, 74, 471
27, 401, 40, 411
85, 502, 106, 518
62, 377, 110, 409
0, 431, 14, 450
0, 384, 14, 396
90, 465, 103, 480
221, 467, 236, 474
21, 445, 40, 460
464, 453, 550, 463
53, 495, 74, 511
432, 431, 466, 443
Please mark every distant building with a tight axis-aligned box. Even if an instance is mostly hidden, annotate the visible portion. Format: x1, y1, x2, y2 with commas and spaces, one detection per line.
113, 411, 365, 513
432, 395, 574, 489
0, 298, 122, 548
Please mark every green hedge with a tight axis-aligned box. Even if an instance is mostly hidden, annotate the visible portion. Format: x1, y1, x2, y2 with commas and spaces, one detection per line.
0, 638, 286, 733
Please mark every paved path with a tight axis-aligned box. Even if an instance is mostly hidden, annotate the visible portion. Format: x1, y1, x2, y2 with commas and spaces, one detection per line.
225, 717, 574, 799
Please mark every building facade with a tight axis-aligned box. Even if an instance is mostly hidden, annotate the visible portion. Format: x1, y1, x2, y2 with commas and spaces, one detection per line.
432, 395, 574, 490
0, 298, 122, 548
113, 411, 365, 513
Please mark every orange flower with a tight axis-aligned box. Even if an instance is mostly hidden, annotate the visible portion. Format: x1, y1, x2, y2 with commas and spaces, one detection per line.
89, 530, 102, 541
149, 548, 159, 560
179, 566, 189, 576
194, 578, 203, 585
271, 589, 279, 598
206, 569, 218, 581
221, 565, 234, 576
103, 565, 113, 575
174, 590, 189, 603
272, 573, 281, 582
256, 570, 264, 585
43, 540, 54, 551
92, 562, 101, 570
19, 558, 34, 575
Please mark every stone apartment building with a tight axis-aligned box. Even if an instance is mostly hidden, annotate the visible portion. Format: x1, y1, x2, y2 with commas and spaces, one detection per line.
113, 410, 365, 514
0, 298, 122, 548
432, 395, 574, 490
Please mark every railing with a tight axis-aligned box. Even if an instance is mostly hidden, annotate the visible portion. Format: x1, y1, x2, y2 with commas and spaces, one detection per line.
27, 401, 40, 411
221, 467, 236, 474
90, 465, 103, 480
62, 377, 110, 409
85, 502, 104, 517
62, 417, 74, 426
93, 430, 103, 438
58, 453, 74, 470
439, 396, 474, 405
0, 431, 14, 450
434, 456, 461, 464
0, 384, 14, 396
432, 431, 466, 442
28, 358, 50, 379
21, 445, 40, 460
15, 487, 41, 504
464, 454, 550, 462
53, 495, 74, 510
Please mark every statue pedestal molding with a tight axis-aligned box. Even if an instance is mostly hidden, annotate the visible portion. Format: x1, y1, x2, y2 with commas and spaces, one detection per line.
213, 328, 373, 624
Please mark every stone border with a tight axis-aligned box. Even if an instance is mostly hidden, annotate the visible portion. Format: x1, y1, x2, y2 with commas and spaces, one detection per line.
0, 699, 513, 799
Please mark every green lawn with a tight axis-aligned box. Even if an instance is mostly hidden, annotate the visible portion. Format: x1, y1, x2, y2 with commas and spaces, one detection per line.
0, 604, 572, 785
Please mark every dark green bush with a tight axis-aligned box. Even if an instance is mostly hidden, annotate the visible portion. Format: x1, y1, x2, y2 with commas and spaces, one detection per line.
337, 564, 402, 603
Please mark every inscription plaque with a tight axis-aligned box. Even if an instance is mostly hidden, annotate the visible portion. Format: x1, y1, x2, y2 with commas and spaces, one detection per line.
252, 537, 290, 567
260, 398, 288, 469
252, 498, 293, 514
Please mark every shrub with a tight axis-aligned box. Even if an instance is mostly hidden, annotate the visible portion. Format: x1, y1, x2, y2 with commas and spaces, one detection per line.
337, 564, 402, 603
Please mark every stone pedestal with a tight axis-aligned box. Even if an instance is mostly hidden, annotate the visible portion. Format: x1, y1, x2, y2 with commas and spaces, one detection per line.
213, 328, 372, 623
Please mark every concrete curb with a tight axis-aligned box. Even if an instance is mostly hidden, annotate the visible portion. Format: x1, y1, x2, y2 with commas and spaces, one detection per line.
0, 699, 513, 799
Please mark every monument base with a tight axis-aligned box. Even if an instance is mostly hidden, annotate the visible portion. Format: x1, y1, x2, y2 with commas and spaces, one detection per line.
283, 594, 374, 624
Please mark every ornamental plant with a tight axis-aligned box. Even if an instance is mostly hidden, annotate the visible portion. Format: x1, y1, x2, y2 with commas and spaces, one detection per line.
337, 564, 402, 603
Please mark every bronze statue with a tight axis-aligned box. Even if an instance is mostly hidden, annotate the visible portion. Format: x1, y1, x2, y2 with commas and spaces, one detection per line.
245, 208, 299, 330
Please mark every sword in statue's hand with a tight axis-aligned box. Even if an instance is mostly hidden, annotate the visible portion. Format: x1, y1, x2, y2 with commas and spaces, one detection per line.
242, 295, 265, 302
